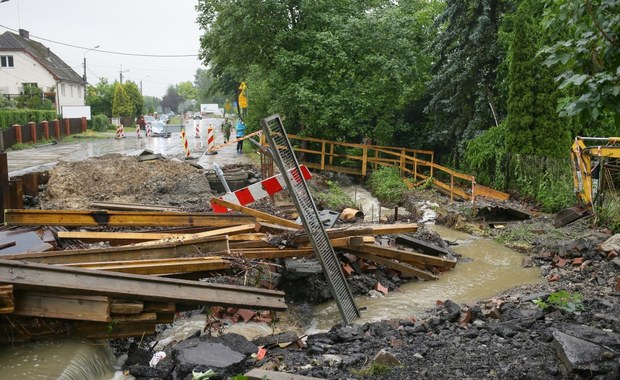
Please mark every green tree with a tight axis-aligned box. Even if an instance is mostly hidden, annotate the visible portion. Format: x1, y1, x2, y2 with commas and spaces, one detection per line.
87, 79, 115, 117
425, 0, 514, 161
196, 0, 441, 142
503, 0, 570, 158
124, 81, 144, 117
143, 96, 160, 115
161, 85, 183, 113
541, 0, 620, 132
177, 81, 199, 102
111, 82, 134, 117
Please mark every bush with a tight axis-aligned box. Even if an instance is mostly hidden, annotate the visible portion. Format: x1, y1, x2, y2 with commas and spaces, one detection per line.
0, 109, 58, 129
367, 166, 408, 207
92, 114, 110, 132
313, 180, 357, 210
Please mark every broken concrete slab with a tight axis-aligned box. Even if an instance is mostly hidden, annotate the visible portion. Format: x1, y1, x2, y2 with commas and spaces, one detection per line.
173, 339, 246, 378
552, 329, 610, 374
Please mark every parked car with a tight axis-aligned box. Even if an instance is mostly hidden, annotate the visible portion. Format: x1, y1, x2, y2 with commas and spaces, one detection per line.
159, 114, 170, 124
193, 112, 202, 120
150, 119, 171, 137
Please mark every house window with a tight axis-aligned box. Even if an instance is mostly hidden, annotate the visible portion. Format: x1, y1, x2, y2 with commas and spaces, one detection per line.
61, 83, 65, 96
0, 55, 14, 68
70, 85, 74, 97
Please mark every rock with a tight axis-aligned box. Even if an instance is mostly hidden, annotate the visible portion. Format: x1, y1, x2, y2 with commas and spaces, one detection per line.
173, 339, 245, 379
203, 333, 259, 356
552, 330, 606, 374
253, 332, 300, 347
127, 363, 172, 380
443, 300, 462, 323
600, 234, 620, 253
372, 349, 401, 366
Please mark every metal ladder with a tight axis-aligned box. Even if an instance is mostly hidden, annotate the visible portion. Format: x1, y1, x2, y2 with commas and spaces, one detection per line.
260, 114, 360, 324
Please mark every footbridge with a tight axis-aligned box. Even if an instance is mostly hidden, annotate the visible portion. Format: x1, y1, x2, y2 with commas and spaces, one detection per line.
251, 133, 509, 205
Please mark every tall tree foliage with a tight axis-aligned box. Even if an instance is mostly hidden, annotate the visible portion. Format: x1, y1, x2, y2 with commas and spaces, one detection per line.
111, 83, 134, 117
196, 0, 441, 142
124, 81, 144, 118
161, 85, 184, 114
541, 0, 620, 132
503, 0, 569, 158
426, 0, 513, 160
87, 79, 114, 117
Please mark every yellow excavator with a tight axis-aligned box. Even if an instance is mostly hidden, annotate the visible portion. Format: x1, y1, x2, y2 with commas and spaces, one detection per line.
556, 136, 620, 227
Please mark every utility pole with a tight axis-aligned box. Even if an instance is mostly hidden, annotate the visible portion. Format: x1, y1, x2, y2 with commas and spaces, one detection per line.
82, 45, 99, 103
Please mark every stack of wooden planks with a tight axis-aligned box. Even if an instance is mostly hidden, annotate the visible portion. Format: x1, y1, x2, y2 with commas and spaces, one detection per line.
0, 203, 457, 343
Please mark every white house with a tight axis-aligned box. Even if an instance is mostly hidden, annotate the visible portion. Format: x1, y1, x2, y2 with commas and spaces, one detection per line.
0, 29, 85, 113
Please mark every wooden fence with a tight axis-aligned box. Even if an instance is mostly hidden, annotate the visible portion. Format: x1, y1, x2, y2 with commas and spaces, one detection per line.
258, 133, 509, 204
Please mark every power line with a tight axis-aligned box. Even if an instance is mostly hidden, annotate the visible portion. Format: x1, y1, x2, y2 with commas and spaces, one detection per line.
0, 23, 199, 58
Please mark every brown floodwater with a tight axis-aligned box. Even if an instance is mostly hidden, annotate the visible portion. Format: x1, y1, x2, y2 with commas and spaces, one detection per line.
306, 224, 543, 333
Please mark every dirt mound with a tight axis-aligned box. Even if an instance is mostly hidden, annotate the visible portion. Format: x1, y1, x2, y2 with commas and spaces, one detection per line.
39, 154, 215, 211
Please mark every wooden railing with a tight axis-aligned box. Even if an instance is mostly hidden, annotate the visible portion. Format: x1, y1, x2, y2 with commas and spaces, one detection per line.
257, 133, 509, 203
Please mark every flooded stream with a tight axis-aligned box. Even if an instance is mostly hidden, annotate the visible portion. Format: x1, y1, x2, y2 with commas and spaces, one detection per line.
0, 184, 543, 377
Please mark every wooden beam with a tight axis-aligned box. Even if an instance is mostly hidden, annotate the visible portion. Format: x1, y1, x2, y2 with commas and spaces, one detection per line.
13, 291, 111, 322
354, 243, 457, 269
348, 252, 438, 281
4, 209, 256, 227
90, 201, 182, 212
69, 257, 231, 276
1, 235, 229, 265
211, 198, 302, 230
110, 299, 144, 315
232, 247, 315, 259
244, 369, 325, 380
57, 231, 190, 241
0, 259, 287, 311
130, 223, 257, 247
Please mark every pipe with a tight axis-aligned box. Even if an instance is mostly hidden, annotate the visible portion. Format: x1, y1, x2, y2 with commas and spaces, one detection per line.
212, 163, 231, 193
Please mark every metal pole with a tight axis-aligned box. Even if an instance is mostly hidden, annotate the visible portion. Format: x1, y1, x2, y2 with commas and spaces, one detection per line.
213, 163, 231, 193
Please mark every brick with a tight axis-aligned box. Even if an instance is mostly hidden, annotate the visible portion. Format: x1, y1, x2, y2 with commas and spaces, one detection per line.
236, 308, 257, 322
390, 337, 404, 347
608, 250, 618, 260
616, 276, 620, 292
548, 274, 561, 282
342, 263, 354, 276
572, 257, 584, 266
459, 309, 473, 325
485, 308, 501, 319
556, 258, 568, 268
374, 282, 388, 295
260, 280, 275, 289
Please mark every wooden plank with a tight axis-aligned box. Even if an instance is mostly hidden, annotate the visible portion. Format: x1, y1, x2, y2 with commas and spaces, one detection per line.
110, 299, 144, 314
228, 233, 267, 241
4, 209, 256, 227
245, 368, 326, 380
355, 244, 457, 269
211, 198, 303, 229
1, 235, 229, 265
348, 252, 438, 280
70, 257, 231, 276
131, 223, 257, 247
110, 312, 157, 323
13, 291, 111, 322
233, 247, 315, 259
395, 235, 453, 257
0, 284, 14, 314
156, 312, 175, 323
57, 231, 189, 241
368, 223, 419, 235
0, 259, 287, 311
474, 184, 510, 201
72, 321, 156, 339
144, 302, 175, 313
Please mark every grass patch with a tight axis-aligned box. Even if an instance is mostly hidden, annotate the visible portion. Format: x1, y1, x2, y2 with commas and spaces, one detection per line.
313, 179, 357, 210
350, 363, 392, 377
367, 166, 408, 207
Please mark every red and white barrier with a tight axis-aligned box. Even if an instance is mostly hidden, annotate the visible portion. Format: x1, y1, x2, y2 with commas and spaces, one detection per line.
116, 124, 125, 139
181, 128, 190, 158
146, 123, 152, 137
195, 120, 200, 138
136, 124, 141, 138
211, 165, 312, 213
206, 123, 214, 152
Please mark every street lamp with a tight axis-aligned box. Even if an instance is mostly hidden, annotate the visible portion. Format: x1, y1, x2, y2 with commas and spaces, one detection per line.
119, 65, 130, 84
83, 45, 100, 101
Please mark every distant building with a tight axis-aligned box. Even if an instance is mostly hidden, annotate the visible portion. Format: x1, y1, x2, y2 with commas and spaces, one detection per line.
0, 29, 85, 113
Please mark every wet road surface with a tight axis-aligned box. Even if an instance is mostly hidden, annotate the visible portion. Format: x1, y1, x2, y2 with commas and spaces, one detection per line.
7, 117, 257, 177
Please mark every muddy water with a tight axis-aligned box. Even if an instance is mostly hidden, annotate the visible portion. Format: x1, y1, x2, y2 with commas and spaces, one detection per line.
306, 224, 543, 333
0, 340, 121, 379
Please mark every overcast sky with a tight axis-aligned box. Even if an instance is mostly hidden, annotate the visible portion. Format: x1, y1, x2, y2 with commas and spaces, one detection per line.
0, 0, 205, 97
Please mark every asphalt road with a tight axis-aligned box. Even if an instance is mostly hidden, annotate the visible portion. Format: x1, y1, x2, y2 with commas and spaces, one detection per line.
6, 117, 256, 177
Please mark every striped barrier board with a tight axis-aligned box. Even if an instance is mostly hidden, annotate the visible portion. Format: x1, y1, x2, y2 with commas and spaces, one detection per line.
211, 165, 312, 213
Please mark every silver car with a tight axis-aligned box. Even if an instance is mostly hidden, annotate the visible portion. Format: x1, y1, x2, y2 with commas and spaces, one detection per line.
149, 119, 171, 137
